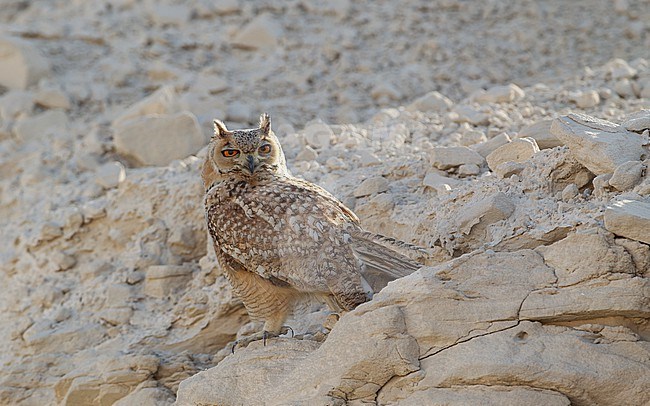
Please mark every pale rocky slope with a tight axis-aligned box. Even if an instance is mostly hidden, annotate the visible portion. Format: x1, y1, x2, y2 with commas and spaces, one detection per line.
0, 1, 649, 405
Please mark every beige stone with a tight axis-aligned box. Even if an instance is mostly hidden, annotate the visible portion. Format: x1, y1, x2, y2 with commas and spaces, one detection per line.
144, 265, 193, 298
550, 113, 647, 175
34, 88, 71, 110
516, 119, 562, 149
430, 146, 485, 170
0, 35, 50, 90
113, 112, 204, 167
470, 132, 511, 158
608, 160, 644, 191
14, 110, 69, 142
231, 14, 283, 50
406, 91, 453, 112
112, 85, 180, 127
604, 199, 650, 244
486, 137, 539, 172
303, 120, 333, 149
95, 161, 126, 189
354, 176, 388, 197
472, 84, 525, 104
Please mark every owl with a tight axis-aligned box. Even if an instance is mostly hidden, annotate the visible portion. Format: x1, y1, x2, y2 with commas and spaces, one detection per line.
203, 113, 422, 346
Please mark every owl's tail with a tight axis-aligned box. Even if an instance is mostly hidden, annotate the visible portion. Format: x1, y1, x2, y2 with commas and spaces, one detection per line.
350, 230, 425, 295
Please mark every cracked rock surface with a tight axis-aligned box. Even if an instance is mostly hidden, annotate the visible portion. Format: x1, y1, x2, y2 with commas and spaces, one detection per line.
1, 0, 649, 405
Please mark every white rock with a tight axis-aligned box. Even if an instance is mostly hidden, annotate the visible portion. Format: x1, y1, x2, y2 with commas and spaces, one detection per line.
0, 90, 33, 120
113, 112, 205, 167
0, 35, 50, 90
605, 58, 637, 80
517, 119, 562, 149
604, 199, 650, 244
608, 161, 645, 191
371, 83, 401, 102
458, 163, 480, 177
550, 113, 648, 175
451, 105, 490, 126
325, 156, 346, 170
144, 265, 193, 298
486, 137, 540, 172
405, 91, 453, 112
423, 171, 460, 193
430, 146, 485, 170
472, 84, 525, 104
112, 85, 180, 127
95, 161, 126, 189
231, 14, 283, 50
354, 176, 389, 197
593, 173, 614, 198
303, 120, 333, 149
621, 110, 650, 133
357, 150, 381, 166
561, 183, 579, 201
570, 90, 600, 108
494, 161, 526, 178
13, 110, 69, 142
295, 146, 318, 161
51, 250, 76, 271
470, 132, 511, 158
34, 88, 71, 110
614, 78, 637, 98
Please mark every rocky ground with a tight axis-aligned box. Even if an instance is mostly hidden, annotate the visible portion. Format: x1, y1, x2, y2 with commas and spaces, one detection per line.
0, 1, 649, 405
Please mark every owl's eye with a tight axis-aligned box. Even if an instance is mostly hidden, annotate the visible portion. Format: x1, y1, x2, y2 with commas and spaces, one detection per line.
221, 149, 240, 158
258, 144, 272, 154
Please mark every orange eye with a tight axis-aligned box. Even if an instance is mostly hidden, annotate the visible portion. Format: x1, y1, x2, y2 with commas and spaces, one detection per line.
221, 149, 240, 157
258, 144, 271, 154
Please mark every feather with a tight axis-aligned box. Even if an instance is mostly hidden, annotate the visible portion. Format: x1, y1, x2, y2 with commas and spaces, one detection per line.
351, 235, 422, 294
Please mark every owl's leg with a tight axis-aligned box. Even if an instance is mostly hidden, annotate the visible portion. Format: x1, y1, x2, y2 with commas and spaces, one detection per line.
231, 309, 293, 352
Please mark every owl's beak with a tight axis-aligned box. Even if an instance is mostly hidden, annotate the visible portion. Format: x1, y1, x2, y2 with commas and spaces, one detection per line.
246, 155, 258, 174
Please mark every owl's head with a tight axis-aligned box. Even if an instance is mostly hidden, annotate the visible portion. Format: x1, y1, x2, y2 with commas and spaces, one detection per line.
203, 113, 288, 188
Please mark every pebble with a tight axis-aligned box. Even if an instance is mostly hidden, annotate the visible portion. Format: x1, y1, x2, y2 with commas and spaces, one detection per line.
486, 137, 540, 172
295, 146, 318, 161
95, 161, 126, 189
405, 91, 453, 112
0, 35, 50, 90
472, 84, 525, 104
608, 161, 644, 191
34, 88, 71, 110
470, 132, 511, 158
571, 90, 600, 108
430, 146, 485, 170
303, 120, 333, 149
561, 183, 580, 201
516, 119, 562, 149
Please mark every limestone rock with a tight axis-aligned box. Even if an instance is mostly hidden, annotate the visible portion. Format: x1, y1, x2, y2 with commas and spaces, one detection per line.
112, 85, 180, 127
13, 110, 69, 142
621, 109, 650, 134
451, 105, 490, 126
486, 137, 540, 172
604, 199, 650, 244
144, 265, 193, 298
34, 88, 71, 110
113, 112, 204, 167
95, 161, 126, 189
470, 132, 511, 158
423, 171, 460, 194
457, 192, 515, 237
472, 84, 525, 104
430, 146, 485, 170
303, 120, 333, 149
550, 113, 648, 175
354, 176, 388, 197
231, 14, 283, 50
517, 119, 563, 149
0, 35, 50, 90
608, 160, 644, 191
406, 91, 453, 112
569, 89, 600, 108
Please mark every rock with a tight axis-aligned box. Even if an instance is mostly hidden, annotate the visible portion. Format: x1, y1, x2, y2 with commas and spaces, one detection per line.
516, 119, 562, 149
472, 84, 525, 104
231, 14, 283, 50
423, 171, 460, 194
295, 146, 318, 161
354, 176, 389, 197
357, 150, 381, 166
615, 238, 650, 276
113, 112, 204, 167
604, 199, 650, 244
535, 231, 635, 287
560, 183, 579, 201
405, 91, 453, 112
605, 58, 638, 80
493, 161, 526, 178
144, 265, 193, 298
608, 160, 644, 191
621, 109, 650, 133
614, 78, 637, 98
112, 85, 180, 127
0, 35, 50, 90
392, 386, 570, 406
13, 110, 69, 142
95, 161, 126, 189
451, 105, 490, 126
486, 137, 540, 172
303, 120, 333, 149
458, 163, 480, 176
569, 89, 600, 108
51, 250, 77, 272
34, 88, 71, 110
0, 90, 34, 120
113, 386, 174, 406
370, 83, 401, 102
430, 146, 485, 170
225, 101, 251, 123
593, 173, 614, 198
457, 192, 515, 237
470, 132, 511, 158
550, 113, 648, 175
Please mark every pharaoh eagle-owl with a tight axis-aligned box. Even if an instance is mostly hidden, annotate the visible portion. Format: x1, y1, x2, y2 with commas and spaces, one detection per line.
203, 113, 422, 345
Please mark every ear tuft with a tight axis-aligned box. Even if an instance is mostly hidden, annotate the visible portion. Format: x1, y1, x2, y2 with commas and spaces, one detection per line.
213, 119, 230, 138
259, 113, 271, 134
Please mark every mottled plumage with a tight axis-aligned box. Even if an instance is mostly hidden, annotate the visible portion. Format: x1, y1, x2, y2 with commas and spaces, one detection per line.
203, 113, 421, 338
